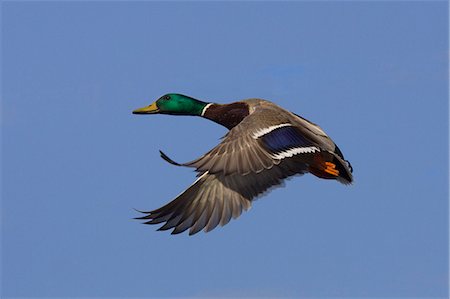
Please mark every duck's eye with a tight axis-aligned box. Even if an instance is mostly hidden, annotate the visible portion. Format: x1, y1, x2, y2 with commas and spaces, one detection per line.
163, 95, 171, 101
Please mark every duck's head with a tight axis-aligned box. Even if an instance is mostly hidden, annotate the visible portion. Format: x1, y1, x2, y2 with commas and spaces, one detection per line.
133, 93, 208, 116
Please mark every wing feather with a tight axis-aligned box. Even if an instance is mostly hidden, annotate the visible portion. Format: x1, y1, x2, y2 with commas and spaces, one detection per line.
136, 157, 309, 235
157, 105, 338, 176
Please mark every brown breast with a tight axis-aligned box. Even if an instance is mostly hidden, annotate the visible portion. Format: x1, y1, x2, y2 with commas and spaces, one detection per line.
203, 103, 250, 129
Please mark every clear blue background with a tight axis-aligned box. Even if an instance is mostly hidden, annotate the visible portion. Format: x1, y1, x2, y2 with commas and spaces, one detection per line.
2, 2, 448, 298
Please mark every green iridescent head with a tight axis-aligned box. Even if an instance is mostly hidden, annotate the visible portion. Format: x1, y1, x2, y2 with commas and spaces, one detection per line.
133, 93, 208, 116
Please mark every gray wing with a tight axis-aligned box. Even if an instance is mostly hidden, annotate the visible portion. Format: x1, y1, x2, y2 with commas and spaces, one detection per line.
160, 106, 330, 176
135, 159, 308, 235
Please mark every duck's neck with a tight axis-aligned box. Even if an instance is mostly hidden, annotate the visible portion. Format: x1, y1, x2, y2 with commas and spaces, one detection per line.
201, 102, 250, 129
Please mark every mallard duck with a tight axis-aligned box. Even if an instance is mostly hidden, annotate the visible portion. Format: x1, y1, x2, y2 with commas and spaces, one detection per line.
133, 93, 353, 235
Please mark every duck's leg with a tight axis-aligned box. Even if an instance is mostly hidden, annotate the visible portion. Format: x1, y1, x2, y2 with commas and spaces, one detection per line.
308, 152, 352, 184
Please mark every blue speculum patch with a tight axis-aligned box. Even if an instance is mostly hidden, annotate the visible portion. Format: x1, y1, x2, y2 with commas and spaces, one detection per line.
260, 126, 313, 153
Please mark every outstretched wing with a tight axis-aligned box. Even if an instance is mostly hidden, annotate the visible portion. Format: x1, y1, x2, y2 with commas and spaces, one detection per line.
159, 106, 334, 176
135, 159, 308, 235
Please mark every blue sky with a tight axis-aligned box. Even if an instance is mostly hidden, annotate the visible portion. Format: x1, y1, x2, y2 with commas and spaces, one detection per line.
2, 1, 448, 298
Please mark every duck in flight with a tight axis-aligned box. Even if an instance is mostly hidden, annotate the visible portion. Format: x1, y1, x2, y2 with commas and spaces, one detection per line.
133, 94, 353, 235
